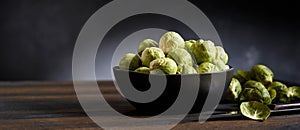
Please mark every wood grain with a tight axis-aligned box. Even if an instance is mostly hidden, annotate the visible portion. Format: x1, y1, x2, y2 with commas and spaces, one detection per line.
1, 81, 300, 129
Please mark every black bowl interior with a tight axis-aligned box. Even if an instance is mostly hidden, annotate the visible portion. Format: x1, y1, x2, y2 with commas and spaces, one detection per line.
113, 66, 234, 115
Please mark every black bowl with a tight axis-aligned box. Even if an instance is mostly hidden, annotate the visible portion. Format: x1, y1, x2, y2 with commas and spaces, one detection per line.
113, 66, 234, 115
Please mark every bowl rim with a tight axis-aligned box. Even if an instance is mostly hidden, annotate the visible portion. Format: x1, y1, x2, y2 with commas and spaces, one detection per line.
113, 66, 234, 76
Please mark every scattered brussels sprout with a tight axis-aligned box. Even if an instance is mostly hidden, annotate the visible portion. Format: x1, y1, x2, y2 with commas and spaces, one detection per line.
238, 70, 251, 78
191, 39, 216, 64
251, 65, 274, 85
233, 75, 245, 85
137, 39, 159, 56
240, 101, 271, 121
267, 81, 290, 103
184, 40, 196, 52
225, 78, 242, 101
167, 48, 194, 66
240, 87, 264, 103
177, 64, 197, 74
233, 70, 252, 85
278, 94, 290, 103
215, 46, 229, 64
134, 67, 150, 74
226, 64, 300, 121
119, 53, 141, 71
288, 86, 300, 99
197, 62, 218, 73
268, 81, 288, 90
268, 89, 277, 100
150, 58, 177, 74
141, 47, 165, 67
159, 32, 185, 54
243, 80, 272, 105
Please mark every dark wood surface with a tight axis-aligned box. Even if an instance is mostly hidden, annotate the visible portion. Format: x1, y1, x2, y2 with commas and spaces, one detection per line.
1, 81, 300, 130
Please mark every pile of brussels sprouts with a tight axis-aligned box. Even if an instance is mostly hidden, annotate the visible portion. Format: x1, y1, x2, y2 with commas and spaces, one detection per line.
119, 31, 229, 74
225, 64, 300, 120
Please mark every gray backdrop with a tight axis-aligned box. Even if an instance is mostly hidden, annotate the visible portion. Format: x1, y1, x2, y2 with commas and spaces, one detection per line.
0, 0, 299, 83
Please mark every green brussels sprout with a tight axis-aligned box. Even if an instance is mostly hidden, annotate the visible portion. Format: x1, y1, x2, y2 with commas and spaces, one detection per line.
177, 64, 197, 74
197, 62, 218, 73
167, 48, 194, 66
240, 101, 271, 121
159, 32, 185, 54
225, 78, 242, 101
251, 65, 274, 85
184, 40, 196, 52
119, 53, 141, 70
233, 70, 251, 85
233, 74, 243, 83
141, 47, 165, 67
213, 59, 229, 71
243, 80, 272, 105
288, 86, 300, 99
268, 89, 277, 100
215, 46, 229, 64
267, 81, 287, 90
134, 67, 150, 74
191, 39, 216, 64
137, 39, 159, 56
150, 58, 178, 74
267, 81, 290, 103
240, 88, 264, 103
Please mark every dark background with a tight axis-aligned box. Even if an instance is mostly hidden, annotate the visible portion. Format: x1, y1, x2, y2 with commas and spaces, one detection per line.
0, 0, 299, 82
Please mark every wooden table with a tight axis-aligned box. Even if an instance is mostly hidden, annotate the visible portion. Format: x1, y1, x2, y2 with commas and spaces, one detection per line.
1, 81, 300, 130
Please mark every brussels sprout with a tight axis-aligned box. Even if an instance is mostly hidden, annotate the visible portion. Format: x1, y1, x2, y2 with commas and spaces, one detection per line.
268, 89, 277, 100
137, 39, 159, 56
243, 80, 272, 105
159, 32, 185, 54
119, 53, 141, 70
225, 78, 242, 101
267, 81, 287, 90
197, 62, 218, 73
251, 65, 274, 85
191, 39, 216, 64
185, 40, 196, 52
240, 88, 264, 103
213, 59, 229, 71
134, 67, 150, 74
215, 46, 229, 64
240, 101, 271, 121
268, 81, 290, 103
150, 58, 177, 74
167, 48, 194, 66
233, 70, 251, 85
288, 86, 300, 99
233, 74, 244, 84
141, 47, 165, 67
177, 64, 197, 74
